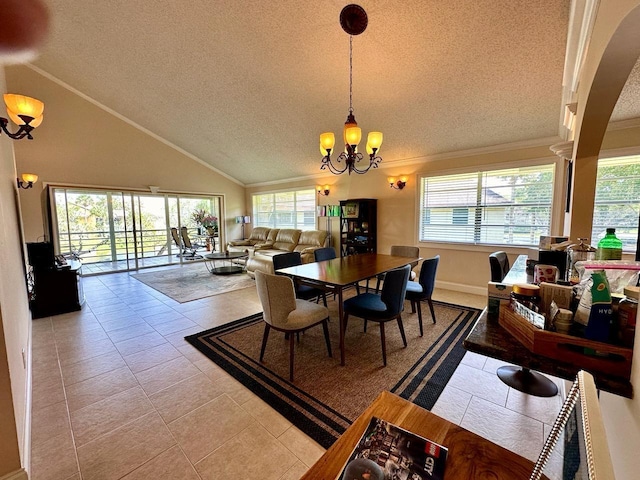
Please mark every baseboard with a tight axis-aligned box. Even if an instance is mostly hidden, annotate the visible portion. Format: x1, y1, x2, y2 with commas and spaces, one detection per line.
436, 280, 487, 298
0, 468, 28, 480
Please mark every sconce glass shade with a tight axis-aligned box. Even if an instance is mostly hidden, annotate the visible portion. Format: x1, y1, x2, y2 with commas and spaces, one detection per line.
8, 109, 43, 127
366, 143, 373, 155
4, 94, 44, 120
320, 143, 328, 156
22, 173, 38, 184
320, 132, 335, 153
387, 176, 396, 185
367, 131, 383, 150
399, 175, 408, 183
345, 126, 362, 146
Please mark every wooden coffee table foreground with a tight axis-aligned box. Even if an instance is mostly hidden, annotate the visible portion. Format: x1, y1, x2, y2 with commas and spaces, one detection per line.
302, 391, 541, 479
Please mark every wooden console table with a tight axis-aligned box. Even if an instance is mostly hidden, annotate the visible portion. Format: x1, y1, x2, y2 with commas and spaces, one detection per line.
463, 254, 633, 398
302, 391, 539, 479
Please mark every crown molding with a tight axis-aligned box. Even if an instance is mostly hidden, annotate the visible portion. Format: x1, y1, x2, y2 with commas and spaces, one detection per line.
246, 136, 563, 188
606, 117, 640, 131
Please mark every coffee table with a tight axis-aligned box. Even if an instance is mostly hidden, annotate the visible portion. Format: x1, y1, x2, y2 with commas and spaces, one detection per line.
204, 252, 248, 275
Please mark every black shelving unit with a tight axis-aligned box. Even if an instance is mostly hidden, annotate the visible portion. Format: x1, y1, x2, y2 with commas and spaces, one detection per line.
340, 198, 377, 256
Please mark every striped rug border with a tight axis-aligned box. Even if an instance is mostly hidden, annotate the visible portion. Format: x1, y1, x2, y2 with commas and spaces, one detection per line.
185, 301, 480, 449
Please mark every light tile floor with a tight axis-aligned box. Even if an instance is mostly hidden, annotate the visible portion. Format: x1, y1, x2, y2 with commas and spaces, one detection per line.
30, 268, 564, 480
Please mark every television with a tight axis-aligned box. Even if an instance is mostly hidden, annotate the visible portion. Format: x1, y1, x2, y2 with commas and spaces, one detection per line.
531, 370, 615, 480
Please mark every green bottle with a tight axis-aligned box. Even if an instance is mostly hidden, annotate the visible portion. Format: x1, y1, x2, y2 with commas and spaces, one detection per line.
596, 228, 622, 260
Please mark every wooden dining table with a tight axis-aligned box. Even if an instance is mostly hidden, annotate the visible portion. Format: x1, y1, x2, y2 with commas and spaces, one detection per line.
276, 253, 420, 365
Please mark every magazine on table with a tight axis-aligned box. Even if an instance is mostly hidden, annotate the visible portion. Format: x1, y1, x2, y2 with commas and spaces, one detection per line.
337, 416, 448, 480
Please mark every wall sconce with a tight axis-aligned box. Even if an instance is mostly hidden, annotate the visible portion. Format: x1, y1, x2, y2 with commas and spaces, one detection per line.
17, 173, 38, 189
317, 185, 330, 196
1, 94, 44, 140
388, 176, 407, 190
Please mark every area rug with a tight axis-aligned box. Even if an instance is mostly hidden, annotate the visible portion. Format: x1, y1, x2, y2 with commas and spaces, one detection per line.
131, 263, 255, 303
185, 300, 480, 448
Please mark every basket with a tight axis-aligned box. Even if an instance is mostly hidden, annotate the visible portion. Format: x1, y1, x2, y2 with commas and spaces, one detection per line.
499, 305, 633, 379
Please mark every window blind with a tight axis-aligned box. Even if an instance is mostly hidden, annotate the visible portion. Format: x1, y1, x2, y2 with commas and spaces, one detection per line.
419, 164, 555, 246
253, 189, 316, 230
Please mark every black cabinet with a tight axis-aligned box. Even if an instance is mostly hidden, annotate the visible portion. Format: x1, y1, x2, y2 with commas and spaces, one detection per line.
30, 261, 84, 319
340, 199, 377, 256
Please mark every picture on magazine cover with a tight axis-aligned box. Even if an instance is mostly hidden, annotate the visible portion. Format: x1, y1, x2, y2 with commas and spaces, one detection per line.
338, 417, 448, 480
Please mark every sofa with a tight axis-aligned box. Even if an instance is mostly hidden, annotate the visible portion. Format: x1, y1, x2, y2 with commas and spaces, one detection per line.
228, 228, 329, 278
227, 227, 279, 257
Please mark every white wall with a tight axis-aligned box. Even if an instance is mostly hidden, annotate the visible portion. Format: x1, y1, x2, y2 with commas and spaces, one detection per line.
0, 68, 32, 477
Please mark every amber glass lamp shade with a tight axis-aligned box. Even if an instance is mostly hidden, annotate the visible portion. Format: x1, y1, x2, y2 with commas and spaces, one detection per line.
345, 126, 362, 147
320, 132, 335, 154
387, 176, 396, 185
4, 94, 44, 121
21, 173, 38, 184
367, 131, 383, 151
8, 109, 43, 127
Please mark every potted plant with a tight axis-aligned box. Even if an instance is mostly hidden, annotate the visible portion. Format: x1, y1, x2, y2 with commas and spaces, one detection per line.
192, 210, 218, 236
201, 215, 218, 236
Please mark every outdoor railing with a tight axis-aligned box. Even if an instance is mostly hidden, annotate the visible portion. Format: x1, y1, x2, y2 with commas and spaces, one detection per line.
59, 228, 195, 264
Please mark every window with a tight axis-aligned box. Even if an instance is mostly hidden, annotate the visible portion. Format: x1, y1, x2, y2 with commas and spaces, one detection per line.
253, 189, 316, 230
591, 155, 640, 252
419, 164, 555, 246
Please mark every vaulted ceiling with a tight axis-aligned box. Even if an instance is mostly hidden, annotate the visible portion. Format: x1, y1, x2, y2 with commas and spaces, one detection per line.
27, 1, 635, 185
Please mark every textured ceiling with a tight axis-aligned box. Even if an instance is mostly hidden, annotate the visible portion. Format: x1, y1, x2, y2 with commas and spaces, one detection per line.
32, 0, 573, 185
612, 57, 640, 122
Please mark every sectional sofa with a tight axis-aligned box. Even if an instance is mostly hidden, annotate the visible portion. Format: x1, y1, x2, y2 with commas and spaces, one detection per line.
227, 227, 329, 278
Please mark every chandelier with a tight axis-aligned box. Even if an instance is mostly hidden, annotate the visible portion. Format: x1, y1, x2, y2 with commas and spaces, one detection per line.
320, 4, 382, 175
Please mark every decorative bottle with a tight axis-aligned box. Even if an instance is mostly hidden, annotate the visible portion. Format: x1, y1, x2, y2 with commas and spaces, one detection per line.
596, 228, 622, 260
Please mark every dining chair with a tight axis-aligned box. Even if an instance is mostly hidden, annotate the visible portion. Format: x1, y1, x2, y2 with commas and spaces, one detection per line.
273, 252, 327, 307
489, 251, 510, 282
180, 227, 204, 259
405, 255, 440, 336
313, 247, 337, 262
342, 265, 411, 366
374, 245, 420, 292
255, 270, 332, 381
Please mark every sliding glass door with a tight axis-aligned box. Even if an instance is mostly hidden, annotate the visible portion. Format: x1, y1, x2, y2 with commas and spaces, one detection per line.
51, 187, 223, 274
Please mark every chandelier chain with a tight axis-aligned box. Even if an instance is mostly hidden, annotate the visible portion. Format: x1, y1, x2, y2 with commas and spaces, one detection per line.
349, 35, 353, 114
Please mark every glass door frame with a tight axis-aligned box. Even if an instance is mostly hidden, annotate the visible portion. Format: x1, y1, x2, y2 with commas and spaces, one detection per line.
48, 184, 226, 275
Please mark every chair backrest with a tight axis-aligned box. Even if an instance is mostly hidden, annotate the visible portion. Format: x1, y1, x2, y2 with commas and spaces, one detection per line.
272, 252, 302, 272
255, 270, 297, 327
380, 265, 411, 316
170, 228, 182, 248
314, 247, 337, 262
180, 227, 194, 249
417, 255, 440, 297
390, 245, 420, 268
489, 251, 510, 282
